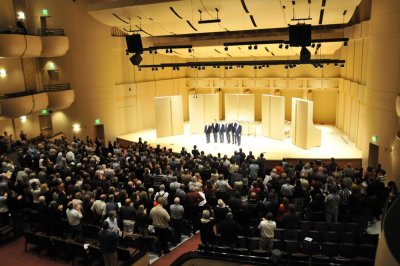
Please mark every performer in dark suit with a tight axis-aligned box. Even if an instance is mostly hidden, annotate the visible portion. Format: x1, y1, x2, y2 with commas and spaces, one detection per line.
204, 124, 212, 143
226, 122, 232, 143
232, 122, 237, 144
212, 121, 219, 143
235, 122, 242, 146
219, 122, 226, 143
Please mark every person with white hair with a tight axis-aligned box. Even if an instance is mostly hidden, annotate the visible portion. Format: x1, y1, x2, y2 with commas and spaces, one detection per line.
170, 197, 184, 244
154, 184, 169, 205
213, 199, 231, 227
200, 209, 215, 246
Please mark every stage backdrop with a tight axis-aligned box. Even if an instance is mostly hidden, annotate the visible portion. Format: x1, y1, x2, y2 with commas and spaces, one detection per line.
291, 98, 321, 149
188, 94, 219, 134
154, 95, 184, 138
225, 94, 255, 121
262, 95, 285, 140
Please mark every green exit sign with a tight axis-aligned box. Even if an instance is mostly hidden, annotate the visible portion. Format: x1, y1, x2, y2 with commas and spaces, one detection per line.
95, 119, 101, 125
371, 135, 377, 144
41, 109, 48, 115
42, 9, 48, 16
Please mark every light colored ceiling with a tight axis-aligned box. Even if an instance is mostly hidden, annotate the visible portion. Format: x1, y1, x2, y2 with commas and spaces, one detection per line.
88, 0, 361, 58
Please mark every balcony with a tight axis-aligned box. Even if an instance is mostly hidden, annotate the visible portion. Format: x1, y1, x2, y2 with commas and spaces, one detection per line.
0, 34, 42, 58
0, 83, 74, 118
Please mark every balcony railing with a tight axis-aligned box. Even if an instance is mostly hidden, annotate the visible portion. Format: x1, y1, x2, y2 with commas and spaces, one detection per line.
44, 83, 71, 91
0, 90, 38, 99
37, 28, 65, 36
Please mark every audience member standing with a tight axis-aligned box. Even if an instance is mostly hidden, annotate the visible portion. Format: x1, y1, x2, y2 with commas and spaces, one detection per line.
258, 212, 276, 252
149, 197, 171, 256
219, 212, 241, 247
170, 197, 184, 245
200, 210, 215, 246
98, 221, 119, 266
325, 186, 340, 223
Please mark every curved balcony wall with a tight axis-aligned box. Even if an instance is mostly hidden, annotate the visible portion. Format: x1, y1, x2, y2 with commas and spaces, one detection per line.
40, 36, 69, 57
0, 92, 48, 118
0, 34, 42, 58
47, 89, 75, 110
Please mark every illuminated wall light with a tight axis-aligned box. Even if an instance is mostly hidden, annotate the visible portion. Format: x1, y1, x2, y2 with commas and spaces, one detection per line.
41, 109, 48, 115
17, 11, 25, 21
48, 62, 55, 70
95, 119, 101, 125
0, 69, 6, 78
72, 123, 81, 132
42, 9, 49, 16
20, 116, 27, 123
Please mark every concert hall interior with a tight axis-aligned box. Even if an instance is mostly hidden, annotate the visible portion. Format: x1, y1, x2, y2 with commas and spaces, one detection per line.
0, 0, 399, 265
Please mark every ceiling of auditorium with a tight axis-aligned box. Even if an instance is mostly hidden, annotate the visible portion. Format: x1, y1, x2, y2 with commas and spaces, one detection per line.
88, 0, 362, 58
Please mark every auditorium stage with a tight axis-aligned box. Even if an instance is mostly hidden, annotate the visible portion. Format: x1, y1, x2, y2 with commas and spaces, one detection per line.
117, 123, 362, 160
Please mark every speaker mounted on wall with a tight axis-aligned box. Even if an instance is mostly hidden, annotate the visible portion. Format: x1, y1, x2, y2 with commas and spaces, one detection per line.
289, 24, 312, 47
125, 34, 143, 54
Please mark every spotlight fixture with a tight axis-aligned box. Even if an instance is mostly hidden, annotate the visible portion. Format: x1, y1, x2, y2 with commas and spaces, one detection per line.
285, 65, 288, 69
166, 49, 169, 53
340, 64, 345, 67
279, 43, 283, 49
138, 67, 141, 71
224, 46, 228, 51
258, 66, 262, 69
311, 43, 315, 48
254, 66, 257, 69
316, 43, 321, 49
254, 45, 258, 50
149, 49, 153, 54
344, 41, 348, 46
285, 44, 289, 49
229, 66, 233, 69
188, 48, 192, 53
129, 53, 142, 65
202, 66, 205, 70
154, 50, 158, 54
169, 48, 173, 53
334, 63, 338, 66
248, 45, 252, 50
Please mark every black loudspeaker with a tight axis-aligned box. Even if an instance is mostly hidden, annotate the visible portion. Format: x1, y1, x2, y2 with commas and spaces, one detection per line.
289, 24, 312, 47
300, 47, 311, 63
125, 34, 143, 54
130, 53, 142, 65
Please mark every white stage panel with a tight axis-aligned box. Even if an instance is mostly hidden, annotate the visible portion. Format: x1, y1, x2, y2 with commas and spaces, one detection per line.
262, 95, 285, 140
171, 95, 184, 135
154, 97, 172, 138
225, 94, 254, 121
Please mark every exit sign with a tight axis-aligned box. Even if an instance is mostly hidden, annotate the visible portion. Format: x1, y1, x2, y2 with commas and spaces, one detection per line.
42, 9, 48, 16
371, 135, 377, 144
95, 119, 101, 125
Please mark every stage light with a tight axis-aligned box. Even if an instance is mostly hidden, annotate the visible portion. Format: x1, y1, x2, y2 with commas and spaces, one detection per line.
149, 49, 153, 54
169, 49, 173, 53
254, 66, 257, 69
17, 11, 25, 21
344, 41, 348, 46
129, 53, 142, 65
202, 66, 205, 70
254, 45, 258, 50
258, 66, 262, 69
248, 45, 252, 50
224, 46, 228, 51
334, 63, 338, 66
20, 116, 27, 123
311, 43, 315, 48
279, 43, 283, 49
285, 65, 288, 69
285, 44, 289, 49
229, 66, 233, 69
316, 43, 321, 49
340, 64, 345, 67
188, 48, 192, 53
165, 49, 169, 53
154, 50, 158, 54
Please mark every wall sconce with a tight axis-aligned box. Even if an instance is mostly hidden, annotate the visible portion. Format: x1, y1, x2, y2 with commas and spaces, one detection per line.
0, 69, 6, 78
17, 11, 26, 21
72, 123, 81, 132
20, 116, 27, 123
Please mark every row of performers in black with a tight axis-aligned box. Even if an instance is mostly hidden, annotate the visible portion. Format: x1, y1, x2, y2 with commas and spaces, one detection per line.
204, 121, 242, 145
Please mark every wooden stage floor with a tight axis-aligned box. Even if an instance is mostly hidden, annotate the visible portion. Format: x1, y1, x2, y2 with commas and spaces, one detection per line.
117, 123, 362, 160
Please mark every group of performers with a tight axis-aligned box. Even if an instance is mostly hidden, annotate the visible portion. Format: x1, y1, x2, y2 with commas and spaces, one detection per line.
204, 121, 242, 146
